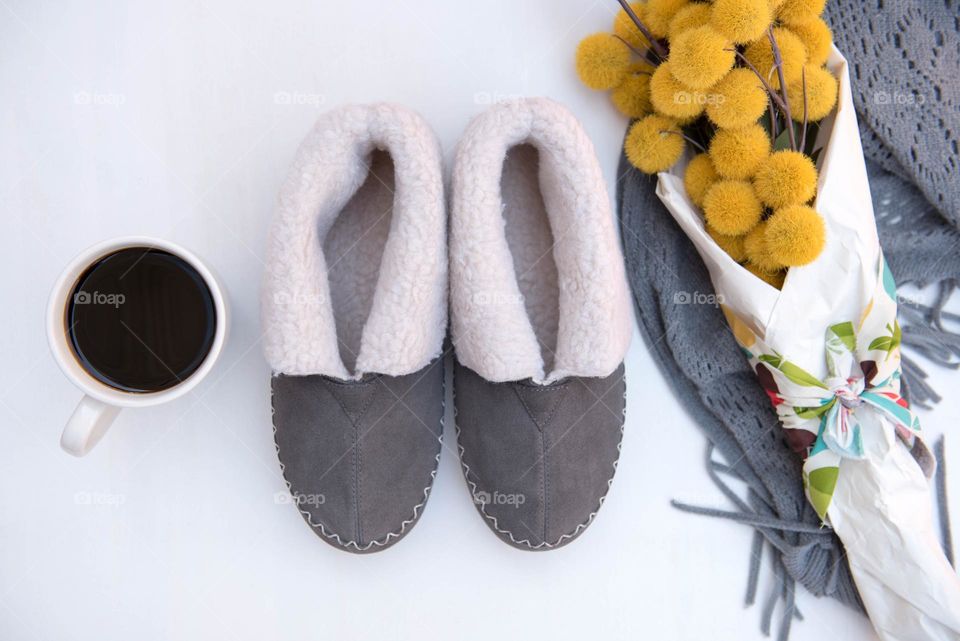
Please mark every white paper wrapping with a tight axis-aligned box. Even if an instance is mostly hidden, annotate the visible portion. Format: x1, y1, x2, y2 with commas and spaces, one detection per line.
655, 47, 960, 641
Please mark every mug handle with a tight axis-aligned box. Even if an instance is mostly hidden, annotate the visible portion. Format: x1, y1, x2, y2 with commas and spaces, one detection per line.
60, 395, 121, 457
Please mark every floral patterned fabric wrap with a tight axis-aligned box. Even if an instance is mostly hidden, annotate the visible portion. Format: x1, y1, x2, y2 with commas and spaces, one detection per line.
723, 257, 930, 521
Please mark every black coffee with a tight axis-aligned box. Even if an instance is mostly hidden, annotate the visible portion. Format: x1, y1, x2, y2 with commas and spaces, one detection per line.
67, 247, 217, 393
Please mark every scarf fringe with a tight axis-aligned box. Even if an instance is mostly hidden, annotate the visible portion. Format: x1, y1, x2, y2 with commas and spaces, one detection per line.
900, 279, 960, 408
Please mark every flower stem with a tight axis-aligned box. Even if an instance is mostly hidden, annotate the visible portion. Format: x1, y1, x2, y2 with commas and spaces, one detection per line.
662, 129, 706, 153
800, 67, 809, 152
728, 48, 789, 112
768, 27, 796, 151
614, 0, 668, 60
612, 34, 659, 66
769, 97, 778, 140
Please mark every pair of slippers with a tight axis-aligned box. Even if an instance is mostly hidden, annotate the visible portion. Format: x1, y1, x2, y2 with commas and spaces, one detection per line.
262, 98, 632, 552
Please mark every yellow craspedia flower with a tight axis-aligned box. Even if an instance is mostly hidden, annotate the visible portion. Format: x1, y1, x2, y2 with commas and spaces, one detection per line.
743, 27, 808, 87
745, 262, 786, 288
646, 0, 689, 38
753, 150, 818, 208
743, 222, 784, 271
708, 224, 747, 262
669, 26, 735, 89
709, 123, 771, 179
684, 153, 718, 207
611, 64, 654, 118
703, 180, 763, 235
625, 114, 685, 173
777, 0, 827, 26
650, 62, 706, 119
765, 205, 826, 266
576, 33, 632, 90
668, 3, 712, 41
706, 68, 768, 129
710, 0, 772, 44
788, 17, 833, 66
786, 64, 838, 121
614, 2, 651, 50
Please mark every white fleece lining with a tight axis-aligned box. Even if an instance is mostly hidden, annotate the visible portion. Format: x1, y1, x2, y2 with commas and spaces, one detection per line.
262, 104, 447, 379
450, 98, 632, 384
502, 144, 561, 374
323, 149, 394, 373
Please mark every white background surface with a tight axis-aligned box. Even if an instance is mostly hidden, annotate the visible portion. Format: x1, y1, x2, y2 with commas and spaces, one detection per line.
1, 1, 956, 640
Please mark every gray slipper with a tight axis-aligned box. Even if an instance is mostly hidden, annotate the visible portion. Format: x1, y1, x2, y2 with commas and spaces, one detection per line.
449, 98, 632, 550
262, 104, 447, 553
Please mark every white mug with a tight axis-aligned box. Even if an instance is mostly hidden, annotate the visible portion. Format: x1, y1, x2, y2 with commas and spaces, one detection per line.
46, 236, 229, 457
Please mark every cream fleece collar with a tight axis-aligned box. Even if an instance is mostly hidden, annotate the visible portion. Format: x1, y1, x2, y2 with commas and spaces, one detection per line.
450, 98, 632, 384
262, 103, 447, 379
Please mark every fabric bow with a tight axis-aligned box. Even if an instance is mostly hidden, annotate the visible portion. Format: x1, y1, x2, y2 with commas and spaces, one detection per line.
725, 259, 926, 521
777, 321, 922, 520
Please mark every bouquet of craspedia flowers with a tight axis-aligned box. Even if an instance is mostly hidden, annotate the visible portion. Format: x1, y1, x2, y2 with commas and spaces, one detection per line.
576, 0, 838, 289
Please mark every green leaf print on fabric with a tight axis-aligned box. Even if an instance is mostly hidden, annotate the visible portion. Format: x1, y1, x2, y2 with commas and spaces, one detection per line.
868, 321, 902, 357
758, 353, 829, 389
806, 466, 839, 520
795, 400, 836, 420
830, 322, 857, 352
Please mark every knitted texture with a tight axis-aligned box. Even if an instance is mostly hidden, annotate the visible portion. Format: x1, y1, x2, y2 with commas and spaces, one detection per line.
824, 1, 960, 226
617, 1, 960, 635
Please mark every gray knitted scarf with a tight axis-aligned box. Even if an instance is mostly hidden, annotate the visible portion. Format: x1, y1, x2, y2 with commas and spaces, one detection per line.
616, 2, 960, 639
